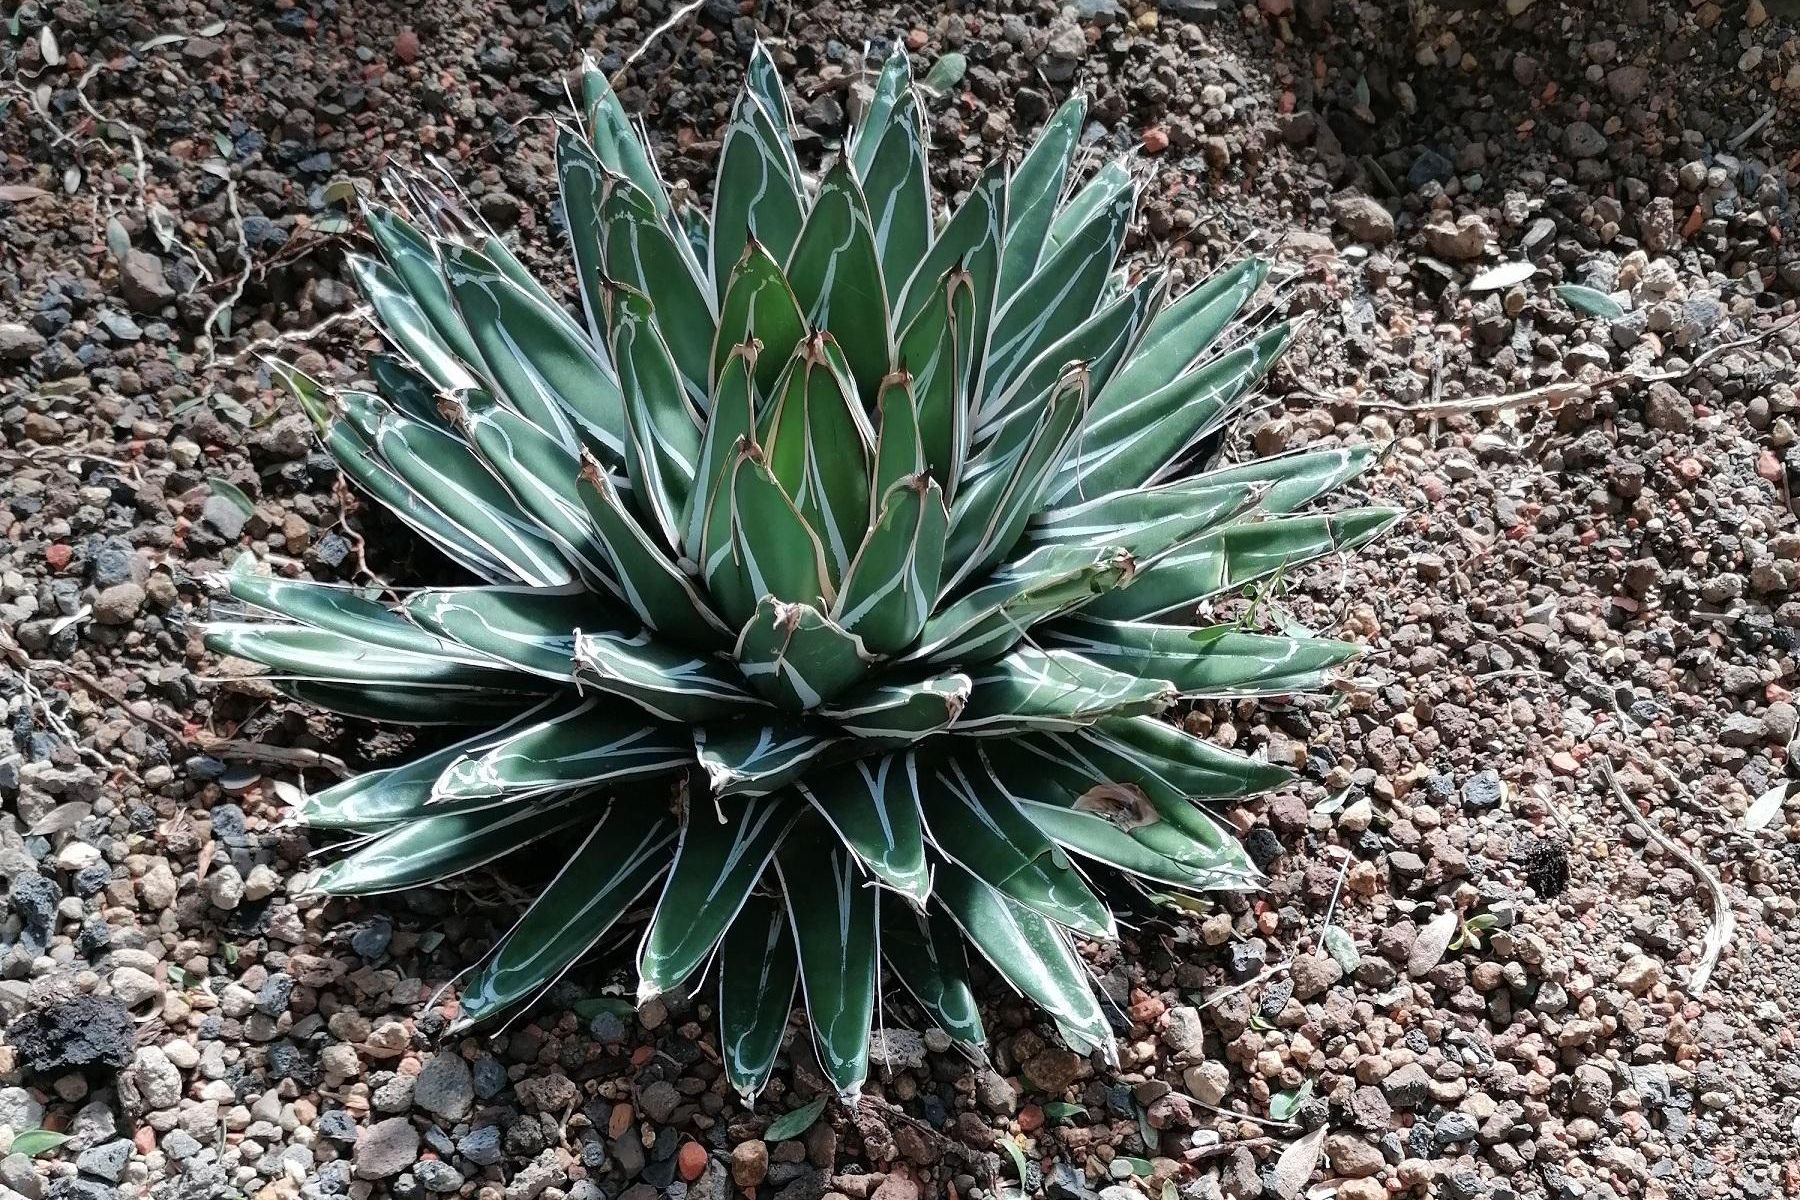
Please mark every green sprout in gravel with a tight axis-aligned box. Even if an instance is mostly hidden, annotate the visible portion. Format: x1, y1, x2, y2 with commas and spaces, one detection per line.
208, 45, 1397, 1102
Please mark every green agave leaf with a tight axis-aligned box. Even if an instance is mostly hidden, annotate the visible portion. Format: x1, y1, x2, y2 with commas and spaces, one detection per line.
1049, 322, 1296, 503
1015, 798, 1218, 889
220, 574, 480, 664
911, 542, 1134, 667
759, 334, 874, 584
1025, 479, 1258, 556
734, 597, 874, 712
880, 894, 985, 1044
1082, 508, 1403, 621
997, 94, 1085, 298
896, 160, 1004, 360
861, 97, 932, 305
456, 804, 675, 1026
374, 414, 576, 586
603, 284, 703, 551
321, 418, 511, 580
785, 161, 891, 402
364, 207, 484, 370
776, 816, 879, 1100
986, 179, 1134, 400
712, 242, 806, 398
694, 720, 840, 798
1099, 714, 1294, 800
718, 890, 800, 1102
365, 353, 451, 429
868, 370, 925, 511
348, 255, 479, 394
712, 87, 805, 296
746, 40, 801, 176
601, 175, 715, 406
974, 272, 1162, 444
896, 265, 975, 500
816, 672, 971, 745
1556, 282, 1625, 320
946, 363, 1090, 586
405, 585, 602, 681
792, 754, 930, 902
716, 445, 835, 623
336, 388, 402, 448
833, 475, 948, 656
202, 623, 522, 688
933, 860, 1115, 1060
637, 789, 799, 1001
576, 452, 735, 649
1046, 156, 1135, 257
1090, 259, 1267, 421
956, 647, 1175, 735
314, 798, 585, 895
923, 752, 1115, 938
573, 628, 766, 723
441, 243, 626, 461
688, 345, 760, 567
849, 44, 911, 177
458, 396, 618, 592
581, 60, 670, 213
1043, 621, 1360, 697
560, 129, 624, 344
275, 679, 540, 725
433, 696, 691, 800
1191, 444, 1382, 516
298, 703, 560, 830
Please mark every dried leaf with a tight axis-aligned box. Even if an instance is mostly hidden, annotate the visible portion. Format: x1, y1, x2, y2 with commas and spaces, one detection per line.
106, 216, 132, 262
12, 1129, 71, 1158
1744, 782, 1791, 833
208, 478, 256, 517
1408, 910, 1459, 977
1271, 1125, 1325, 1200
1322, 926, 1360, 973
198, 20, 227, 35
40, 25, 62, 67
0, 184, 52, 202
763, 1096, 828, 1142
1268, 1078, 1313, 1122
136, 32, 187, 51
61, 165, 81, 195
1468, 261, 1536, 292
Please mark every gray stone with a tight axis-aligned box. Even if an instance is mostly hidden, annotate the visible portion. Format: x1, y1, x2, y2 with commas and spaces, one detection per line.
1331, 195, 1395, 245
458, 1125, 503, 1166
74, 1141, 132, 1183
0, 1089, 45, 1134
0, 1151, 43, 1200
354, 1117, 420, 1179
1564, 121, 1607, 158
1380, 1063, 1431, 1109
118, 250, 175, 313
413, 1053, 474, 1121
200, 493, 249, 540
416, 1159, 464, 1192
0, 323, 46, 362
638, 1080, 680, 1123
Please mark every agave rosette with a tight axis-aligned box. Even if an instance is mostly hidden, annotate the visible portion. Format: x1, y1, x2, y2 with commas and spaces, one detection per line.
210, 45, 1397, 1101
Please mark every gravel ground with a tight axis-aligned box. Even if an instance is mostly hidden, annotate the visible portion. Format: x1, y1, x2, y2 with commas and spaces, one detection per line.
4, 2, 1800, 1200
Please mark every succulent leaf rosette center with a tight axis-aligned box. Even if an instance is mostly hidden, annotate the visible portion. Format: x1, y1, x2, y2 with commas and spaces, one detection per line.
208, 43, 1396, 1102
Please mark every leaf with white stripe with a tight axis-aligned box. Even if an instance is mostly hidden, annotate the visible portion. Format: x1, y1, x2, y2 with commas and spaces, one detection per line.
1099, 714, 1295, 800
573, 628, 765, 723
849, 44, 911, 177
868, 370, 925, 513
862, 97, 931, 304
793, 754, 930, 902
366, 353, 451, 429
433, 697, 691, 800
576, 451, 735, 649
956, 647, 1174, 735
688, 344, 759, 567
785, 161, 891, 401
881, 895, 985, 1044
933, 860, 1114, 1060
1048, 323, 1296, 502
910, 542, 1134, 666
404, 585, 602, 681
1192, 444, 1382, 516
896, 266, 974, 499
457, 804, 675, 1026
897, 160, 1004, 351
718, 890, 799, 1102
712, 241, 806, 398
733, 597, 873, 712
716, 444, 834, 623
776, 817, 878, 1100
694, 720, 839, 798
921, 752, 1114, 938
1091, 259, 1266, 416
364, 207, 484, 370
602, 283, 703, 549
202, 623, 524, 688
374, 414, 576, 586
601, 175, 715, 406
833, 475, 947, 656
637, 790, 799, 1001
759, 334, 873, 584
581, 60, 670, 213
221, 574, 479, 665
997, 95, 1084, 296
276, 679, 540, 725
816, 672, 971, 744
314, 799, 583, 895
1025, 479, 1257, 556
348, 255, 478, 394
711, 87, 805, 296
1042, 621, 1360, 698
745, 40, 801, 176
1082, 508, 1403, 621
1046, 156, 1134, 257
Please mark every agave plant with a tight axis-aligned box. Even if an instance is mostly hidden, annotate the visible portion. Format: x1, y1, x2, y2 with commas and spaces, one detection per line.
209, 45, 1395, 1101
